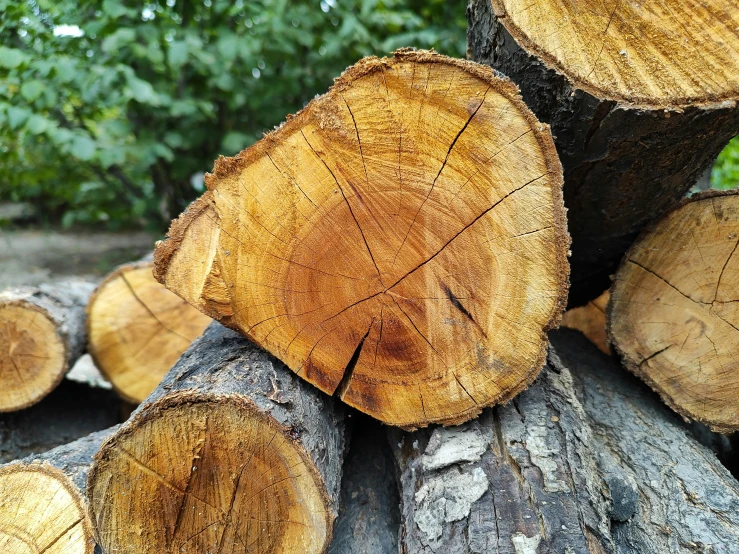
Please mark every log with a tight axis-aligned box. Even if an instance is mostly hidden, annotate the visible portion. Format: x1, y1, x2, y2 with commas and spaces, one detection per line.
0, 280, 95, 412
550, 329, 739, 553
327, 415, 400, 554
153, 49, 570, 428
0, 427, 115, 554
388, 360, 614, 553
561, 290, 611, 355
467, 0, 739, 306
87, 322, 347, 554
0, 379, 120, 464
608, 191, 739, 433
86, 260, 211, 403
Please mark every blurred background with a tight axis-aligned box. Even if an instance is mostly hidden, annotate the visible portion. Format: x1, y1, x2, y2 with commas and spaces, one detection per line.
0, 0, 736, 280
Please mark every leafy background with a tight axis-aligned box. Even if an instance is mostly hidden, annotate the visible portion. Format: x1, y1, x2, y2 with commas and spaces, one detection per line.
0, 0, 736, 231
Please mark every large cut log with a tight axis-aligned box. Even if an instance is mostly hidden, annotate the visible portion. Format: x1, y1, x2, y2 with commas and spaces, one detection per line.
608, 190, 739, 433
87, 260, 211, 403
468, 0, 739, 306
0, 379, 120, 464
550, 329, 739, 553
328, 415, 400, 554
388, 361, 614, 553
0, 280, 95, 412
87, 322, 347, 554
153, 49, 570, 429
0, 427, 115, 554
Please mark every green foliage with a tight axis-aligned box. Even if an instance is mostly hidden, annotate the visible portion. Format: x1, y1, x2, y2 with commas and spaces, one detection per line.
712, 136, 739, 191
0, 0, 466, 229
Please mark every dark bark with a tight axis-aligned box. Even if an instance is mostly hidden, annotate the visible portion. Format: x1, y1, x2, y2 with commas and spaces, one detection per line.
0, 379, 121, 464
328, 415, 400, 554
467, 0, 739, 306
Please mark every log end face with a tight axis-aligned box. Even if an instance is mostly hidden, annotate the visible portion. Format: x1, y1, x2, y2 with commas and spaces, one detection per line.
0, 463, 94, 554
88, 394, 332, 554
0, 302, 67, 412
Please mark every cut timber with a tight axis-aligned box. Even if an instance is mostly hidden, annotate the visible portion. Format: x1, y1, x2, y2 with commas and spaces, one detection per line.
551, 329, 739, 553
562, 290, 611, 355
0, 379, 120, 464
153, 49, 569, 428
468, 0, 739, 306
0, 281, 95, 412
608, 191, 739, 433
87, 322, 346, 554
327, 416, 400, 554
0, 427, 114, 554
87, 260, 211, 403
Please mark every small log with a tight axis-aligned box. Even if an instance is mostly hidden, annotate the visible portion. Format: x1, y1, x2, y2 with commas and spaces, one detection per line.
551, 329, 739, 553
86, 260, 211, 403
388, 361, 614, 553
328, 415, 400, 554
468, 0, 739, 306
561, 290, 611, 355
0, 280, 95, 411
0, 379, 120, 464
153, 49, 569, 428
608, 191, 739, 432
0, 427, 115, 554
87, 322, 347, 554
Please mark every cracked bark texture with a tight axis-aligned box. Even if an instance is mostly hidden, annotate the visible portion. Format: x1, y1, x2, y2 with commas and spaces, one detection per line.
388, 362, 613, 554
467, 0, 739, 307
0, 379, 120, 464
0, 427, 116, 554
551, 329, 739, 553
0, 280, 95, 412
87, 322, 347, 554
153, 49, 570, 429
607, 191, 739, 432
87, 259, 211, 403
328, 415, 400, 554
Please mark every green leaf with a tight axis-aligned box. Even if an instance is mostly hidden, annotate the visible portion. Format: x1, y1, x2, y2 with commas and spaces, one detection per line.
20, 80, 45, 102
26, 114, 49, 135
0, 47, 26, 69
222, 132, 252, 154
6, 106, 30, 129
102, 28, 136, 53
127, 77, 157, 104
167, 41, 188, 68
102, 0, 130, 19
70, 135, 97, 161
98, 147, 126, 168
217, 34, 239, 61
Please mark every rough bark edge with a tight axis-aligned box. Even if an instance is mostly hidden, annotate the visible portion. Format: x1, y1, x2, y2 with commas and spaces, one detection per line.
489, 0, 739, 109
606, 188, 739, 433
86, 260, 158, 404
152, 48, 571, 428
86, 390, 335, 553
0, 462, 95, 554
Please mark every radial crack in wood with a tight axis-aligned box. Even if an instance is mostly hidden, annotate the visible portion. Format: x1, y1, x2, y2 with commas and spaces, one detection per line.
87, 261, 212, 403
153, 49, 569, 428
608, 191, 739, 433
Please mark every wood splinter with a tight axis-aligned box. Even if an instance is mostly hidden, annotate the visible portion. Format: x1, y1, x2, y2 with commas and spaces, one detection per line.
153, 49, 569, 429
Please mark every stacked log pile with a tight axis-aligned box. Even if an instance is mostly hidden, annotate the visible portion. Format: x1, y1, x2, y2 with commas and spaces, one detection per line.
1, 6, 739, 550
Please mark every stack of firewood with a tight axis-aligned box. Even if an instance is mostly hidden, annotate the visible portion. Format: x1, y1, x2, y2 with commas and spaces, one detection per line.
2, 3, 739, 553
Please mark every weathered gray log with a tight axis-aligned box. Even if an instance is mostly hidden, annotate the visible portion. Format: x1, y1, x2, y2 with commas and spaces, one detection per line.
550, 329, 739, 553
328, 415, 400, 554
0, 279, 96, 411
0, 379, 121, 464
467, 0, 739, 306
0, 427, 116, 554
87, 322, 347, 554
388, 363, 614, 553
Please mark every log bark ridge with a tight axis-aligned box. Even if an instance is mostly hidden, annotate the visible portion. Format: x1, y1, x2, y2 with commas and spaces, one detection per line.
467, 0, 739, 306
87, 260, 211, 403
608, 190, 739, 432
0, 427, 115, 554
153, 48, 570, 429
550, 329, 739, 554
0, 280, 95, 411
87, 322, 347, 554
328, 415, 400, 554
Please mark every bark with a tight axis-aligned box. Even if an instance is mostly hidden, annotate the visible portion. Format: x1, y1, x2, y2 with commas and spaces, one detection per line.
550, 329, 739, 553
328, 415, 400, 554
0, 379, 121, 464
467, 0, 739, 306
87, 322, 347, 554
